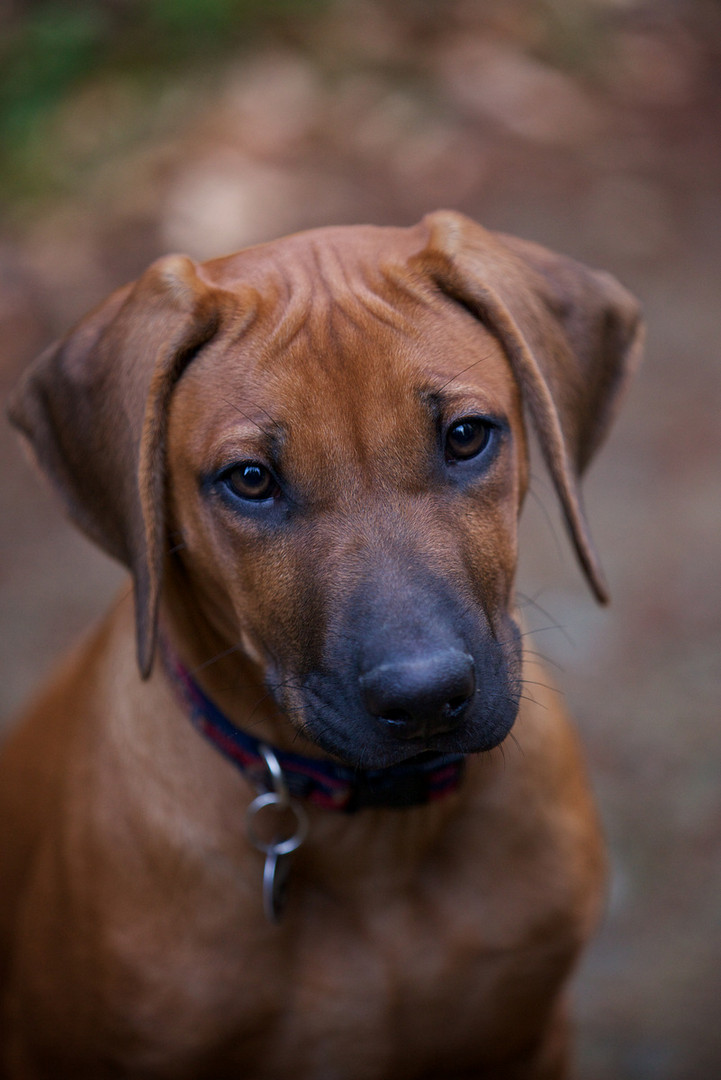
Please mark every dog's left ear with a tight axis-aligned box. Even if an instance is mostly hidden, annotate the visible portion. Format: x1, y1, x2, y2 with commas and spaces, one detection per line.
418, 209, 644, 602
9, 256, 225, 677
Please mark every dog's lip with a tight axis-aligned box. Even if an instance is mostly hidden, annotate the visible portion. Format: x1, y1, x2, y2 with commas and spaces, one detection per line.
399, 749, 441, 763
322, 707, 517, 769
387, 748, 455, 768
335, 742, 466, 771
281, 672, 520, 769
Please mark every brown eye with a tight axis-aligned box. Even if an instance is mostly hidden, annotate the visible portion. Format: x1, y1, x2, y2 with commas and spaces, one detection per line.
446, 417, 492, 461
223, 462, 278, 501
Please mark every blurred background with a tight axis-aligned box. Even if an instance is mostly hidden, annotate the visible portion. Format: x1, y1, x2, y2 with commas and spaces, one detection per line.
1, 1, 719, 1076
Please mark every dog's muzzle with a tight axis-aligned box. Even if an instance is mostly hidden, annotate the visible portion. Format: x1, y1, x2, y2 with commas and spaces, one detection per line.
360, 649, 476, 741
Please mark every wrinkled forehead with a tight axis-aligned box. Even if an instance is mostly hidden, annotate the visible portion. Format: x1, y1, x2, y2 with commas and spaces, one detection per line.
172, 238, 522, 466
250, 296, 514, 422
197, 225, 513, 396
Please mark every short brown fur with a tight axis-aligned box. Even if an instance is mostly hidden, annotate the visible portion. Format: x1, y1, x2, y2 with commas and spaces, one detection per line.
1, 212, 642, 1079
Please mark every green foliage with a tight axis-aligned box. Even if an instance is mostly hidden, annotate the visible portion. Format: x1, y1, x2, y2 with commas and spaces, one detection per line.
0, 0, 328, 203
1, 6, 109, 144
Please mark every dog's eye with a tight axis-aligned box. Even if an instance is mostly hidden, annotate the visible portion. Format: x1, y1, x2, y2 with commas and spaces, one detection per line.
445, 417, 492, 461
222, 462, 279, 501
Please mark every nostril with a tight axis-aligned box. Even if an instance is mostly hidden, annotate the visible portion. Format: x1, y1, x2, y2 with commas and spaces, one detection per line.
446, 695, 471, 715
379, 708, 413, 727
360, 650, 475, 738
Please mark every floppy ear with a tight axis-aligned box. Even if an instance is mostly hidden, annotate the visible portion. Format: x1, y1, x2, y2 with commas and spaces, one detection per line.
418, 210, 644, 602
8, 256, 223, 677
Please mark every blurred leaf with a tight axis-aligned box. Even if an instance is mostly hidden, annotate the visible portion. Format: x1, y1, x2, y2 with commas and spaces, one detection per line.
1, 5, 110, 142
0, 0, 329, 203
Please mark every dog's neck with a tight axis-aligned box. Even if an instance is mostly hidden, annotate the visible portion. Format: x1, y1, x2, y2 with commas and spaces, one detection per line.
138, 597, 474, 917
101, 592, 518, 915
158, 584, 308, 755
161, 637, 466, 813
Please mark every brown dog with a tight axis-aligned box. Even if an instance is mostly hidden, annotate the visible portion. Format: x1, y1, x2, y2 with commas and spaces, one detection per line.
1, 211, 642, 1079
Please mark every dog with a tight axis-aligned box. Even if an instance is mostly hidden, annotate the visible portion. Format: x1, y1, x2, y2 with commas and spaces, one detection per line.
0, 210, 642, 1079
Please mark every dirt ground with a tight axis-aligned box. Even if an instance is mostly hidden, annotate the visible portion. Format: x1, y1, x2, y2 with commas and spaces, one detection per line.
1, 2, 720, 1077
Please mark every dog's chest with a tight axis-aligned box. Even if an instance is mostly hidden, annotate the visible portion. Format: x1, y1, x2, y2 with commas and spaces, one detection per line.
275, 903, 513, 1076
192, 864, 577, 1080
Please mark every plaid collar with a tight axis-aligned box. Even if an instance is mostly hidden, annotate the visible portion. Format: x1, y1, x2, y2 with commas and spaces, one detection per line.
165, 649, 466, 813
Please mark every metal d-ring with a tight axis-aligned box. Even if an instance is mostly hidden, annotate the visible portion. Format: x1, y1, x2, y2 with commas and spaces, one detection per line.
245, 744, 309, 857
246, 791, 308, 856
258, 743, 289, 804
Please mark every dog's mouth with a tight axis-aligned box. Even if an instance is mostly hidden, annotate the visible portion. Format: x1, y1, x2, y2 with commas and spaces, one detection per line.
269, 675, 520, 772
265, 604, 523, 772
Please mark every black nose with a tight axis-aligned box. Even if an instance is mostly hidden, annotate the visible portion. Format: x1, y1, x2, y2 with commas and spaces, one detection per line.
360, 650, 475, 740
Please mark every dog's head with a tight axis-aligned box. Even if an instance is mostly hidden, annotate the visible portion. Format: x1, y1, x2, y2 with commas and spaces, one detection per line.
10, 212, 642, 768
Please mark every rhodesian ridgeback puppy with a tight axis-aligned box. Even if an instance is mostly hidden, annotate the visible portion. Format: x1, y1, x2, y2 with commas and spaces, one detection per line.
1, 211, 642, 1079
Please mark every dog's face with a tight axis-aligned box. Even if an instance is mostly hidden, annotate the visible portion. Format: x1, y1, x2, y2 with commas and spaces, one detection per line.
9, 212, 643, 770
165, 276, 528, 767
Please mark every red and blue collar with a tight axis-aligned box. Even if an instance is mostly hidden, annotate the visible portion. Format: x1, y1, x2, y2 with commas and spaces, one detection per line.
166, 649, 466, 813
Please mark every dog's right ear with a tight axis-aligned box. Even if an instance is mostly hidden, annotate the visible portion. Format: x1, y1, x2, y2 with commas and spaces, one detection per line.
416, 210, 643, 605
8, 256, 223, 678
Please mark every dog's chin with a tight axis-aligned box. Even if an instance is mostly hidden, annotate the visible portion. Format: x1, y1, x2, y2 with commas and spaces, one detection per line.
302, 715, 518, 772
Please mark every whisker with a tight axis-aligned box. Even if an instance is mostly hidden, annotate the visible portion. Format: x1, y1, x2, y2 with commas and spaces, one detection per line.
517, 592, 573, 648
108, 583, 134, 615
435, 351, 495, 394
243, 397, 281, 434
522, 648, 564, 672
506, 730, 523, 756
222, 398, 274, 440
521, 679, 563, 696
518, 692, 548, 711
189, 643, 244, 676
518, 624, 570, 641
528, 470, 554, 494
525, 483, 566, 562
